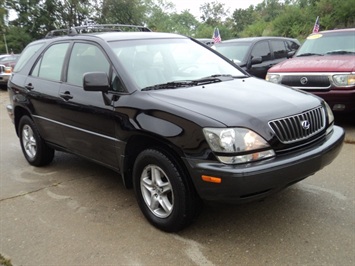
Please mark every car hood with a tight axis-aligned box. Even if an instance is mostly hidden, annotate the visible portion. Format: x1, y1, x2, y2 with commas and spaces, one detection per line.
269, 55, 355, 72
148, 77, 321, 129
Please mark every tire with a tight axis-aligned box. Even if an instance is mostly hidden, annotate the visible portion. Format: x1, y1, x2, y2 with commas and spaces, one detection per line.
18, 116, 55, 166
133, 149, 201, 232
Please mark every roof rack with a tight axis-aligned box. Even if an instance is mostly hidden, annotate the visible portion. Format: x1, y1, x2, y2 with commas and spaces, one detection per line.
45, 24, 151, 38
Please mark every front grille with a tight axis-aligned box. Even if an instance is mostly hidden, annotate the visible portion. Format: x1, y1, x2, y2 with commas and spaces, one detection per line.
269, 106, 326, 144
281, 75, 330, 88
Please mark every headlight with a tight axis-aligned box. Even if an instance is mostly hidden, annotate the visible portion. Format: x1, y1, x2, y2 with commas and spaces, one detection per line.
324, 102, 334, 135
265, 74, 281, 83
203, 128, 275, 164
332, 74, 355, 87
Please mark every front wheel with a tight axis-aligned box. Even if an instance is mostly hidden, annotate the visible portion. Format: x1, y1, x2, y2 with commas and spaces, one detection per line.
18, 116, 55, 166
133, 149, 201, 232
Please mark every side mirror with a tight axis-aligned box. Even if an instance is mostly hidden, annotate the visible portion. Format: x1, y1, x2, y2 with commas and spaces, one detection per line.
287, 51, 296, 58
83, 72, 110, 92
250, 56, 262, 65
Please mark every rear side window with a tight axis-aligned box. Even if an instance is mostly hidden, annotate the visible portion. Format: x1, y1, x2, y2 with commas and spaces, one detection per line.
13, 42, 45, 72
251, 41, 271, 62
31, 43, 70, 81
270, 40, 287, 59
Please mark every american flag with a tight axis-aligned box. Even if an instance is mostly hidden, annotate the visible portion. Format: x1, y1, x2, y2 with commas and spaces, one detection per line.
312, 16, 320, 33
212, 28, 221, 43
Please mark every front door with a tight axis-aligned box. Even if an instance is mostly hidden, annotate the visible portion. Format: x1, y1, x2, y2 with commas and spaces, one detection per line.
58, 42, 118, 168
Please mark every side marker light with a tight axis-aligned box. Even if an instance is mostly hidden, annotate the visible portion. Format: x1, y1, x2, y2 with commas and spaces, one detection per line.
202, 175, 222, 184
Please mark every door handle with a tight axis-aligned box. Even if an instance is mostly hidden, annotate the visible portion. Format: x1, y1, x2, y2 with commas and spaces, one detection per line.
25, 83, 34, 90
59, 91, 73, 100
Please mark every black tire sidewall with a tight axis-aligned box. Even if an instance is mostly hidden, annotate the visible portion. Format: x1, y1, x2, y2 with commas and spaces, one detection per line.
133, 149, 191, 232
18, 116, 54, 166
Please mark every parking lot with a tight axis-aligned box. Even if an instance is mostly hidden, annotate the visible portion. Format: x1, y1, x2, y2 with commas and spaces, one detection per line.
0, 88, 354, 265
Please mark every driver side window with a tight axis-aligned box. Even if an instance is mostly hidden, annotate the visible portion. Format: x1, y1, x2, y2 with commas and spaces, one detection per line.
251, 41, 272, 62
67, 43, 110, 87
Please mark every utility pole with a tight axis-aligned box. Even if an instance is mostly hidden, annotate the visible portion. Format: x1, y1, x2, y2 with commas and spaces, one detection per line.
3, 33, 9, 54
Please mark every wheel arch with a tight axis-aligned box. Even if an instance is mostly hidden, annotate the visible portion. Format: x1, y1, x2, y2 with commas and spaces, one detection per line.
121, 134, 193, 190
14, 106, 32, 137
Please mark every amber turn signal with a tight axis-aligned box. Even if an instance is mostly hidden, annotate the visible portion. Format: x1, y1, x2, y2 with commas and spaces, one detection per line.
201, 175, 222, 183
4, 67, 12, 74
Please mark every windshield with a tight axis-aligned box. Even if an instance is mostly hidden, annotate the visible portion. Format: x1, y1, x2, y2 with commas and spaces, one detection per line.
214, 42, 250, 64
109, 38, 245, 90
296, 31, 355, 56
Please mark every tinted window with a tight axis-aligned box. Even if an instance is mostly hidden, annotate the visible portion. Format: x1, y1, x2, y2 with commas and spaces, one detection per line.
32, 43, 69, 81
251, 41, 271, 61
270, 40, 287, 59
67, 43, 110, 87
14, 42, 45, 72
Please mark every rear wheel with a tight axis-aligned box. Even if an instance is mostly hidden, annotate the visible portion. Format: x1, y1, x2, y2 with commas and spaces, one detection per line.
19, 116, 54, 166
133, 149, 201, 232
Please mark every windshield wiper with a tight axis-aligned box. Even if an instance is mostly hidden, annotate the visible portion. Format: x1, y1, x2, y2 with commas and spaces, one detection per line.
141, 81, 195, 91
141, 75, 238, 91
325, 50, 355, 55
210, 74, 249, 79
296, 53, 323, 57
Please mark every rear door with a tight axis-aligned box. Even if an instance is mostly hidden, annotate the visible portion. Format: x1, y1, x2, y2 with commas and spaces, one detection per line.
58, 41, 118, 168
24, 42, 70, 147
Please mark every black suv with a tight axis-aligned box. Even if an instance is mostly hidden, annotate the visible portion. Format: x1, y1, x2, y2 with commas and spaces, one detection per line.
6, 25, 344, 232
214, 37, 300, 79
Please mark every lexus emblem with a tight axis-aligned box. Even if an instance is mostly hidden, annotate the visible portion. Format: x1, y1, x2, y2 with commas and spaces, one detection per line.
300, 77, 308, 85
301, 120, 310, 130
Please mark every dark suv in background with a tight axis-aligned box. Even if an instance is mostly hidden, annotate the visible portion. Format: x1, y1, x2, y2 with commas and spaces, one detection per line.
214, 37, 300, 79
6, 25, 343, 232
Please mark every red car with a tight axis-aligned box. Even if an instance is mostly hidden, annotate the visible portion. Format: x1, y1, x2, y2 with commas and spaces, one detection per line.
266, 28, 355, 113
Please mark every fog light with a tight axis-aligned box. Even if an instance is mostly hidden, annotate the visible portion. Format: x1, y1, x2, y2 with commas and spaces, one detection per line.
333, 104, 345, 111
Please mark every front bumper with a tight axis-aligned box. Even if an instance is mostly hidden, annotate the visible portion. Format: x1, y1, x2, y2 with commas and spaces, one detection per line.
0, 73, 10, 85
309, 89, 355, 113
184, 126, 344, 203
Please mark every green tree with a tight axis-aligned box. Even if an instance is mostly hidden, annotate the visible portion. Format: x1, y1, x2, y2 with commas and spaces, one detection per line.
170, 11, 199, 36
271, 4, 313, 38
316, 0, 355, 29
231, 6, 255, 36
144, 0, 175, 31
4, 25, 32, 53
199, 1, 229, 26
100, 0, 147, 25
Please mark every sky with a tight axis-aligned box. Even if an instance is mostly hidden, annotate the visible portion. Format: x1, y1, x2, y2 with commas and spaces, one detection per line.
8, 0, 265, 22
171, 0, 265, 16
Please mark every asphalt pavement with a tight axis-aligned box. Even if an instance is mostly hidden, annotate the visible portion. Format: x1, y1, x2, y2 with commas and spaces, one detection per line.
0, 89, 354, 266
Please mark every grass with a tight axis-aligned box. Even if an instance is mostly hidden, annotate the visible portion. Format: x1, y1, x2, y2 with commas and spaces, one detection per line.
0, 254, 12, 266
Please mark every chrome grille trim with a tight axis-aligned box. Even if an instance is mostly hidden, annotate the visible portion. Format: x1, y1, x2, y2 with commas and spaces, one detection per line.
269, 106, 326, 144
